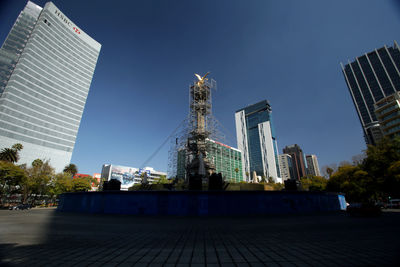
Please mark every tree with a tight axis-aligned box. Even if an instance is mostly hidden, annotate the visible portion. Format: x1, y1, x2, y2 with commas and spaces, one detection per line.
0, 161, 26, 205
326, 165, 374, 202
300, 175, 328, 191
49, 172, 73, 196
21, 159, 54, 204
63, 164, 78, 176
72, 176, 92, 192
321, 163, 337, 178
11, 143, 23, 152
0, 148, 18, 163
157, 175, 171, 184
0, 143, 24, 163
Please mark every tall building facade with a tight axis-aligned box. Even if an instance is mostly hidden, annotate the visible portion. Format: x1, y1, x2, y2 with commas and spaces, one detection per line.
235, 100, 280, 182
282, 144, 306, 180
305, 154, 321, 177
0, 2, 101, 172
278, 154, 293, 181
176, 139, 243, 183
374, 92, 400, 139
341, 42, 400, 145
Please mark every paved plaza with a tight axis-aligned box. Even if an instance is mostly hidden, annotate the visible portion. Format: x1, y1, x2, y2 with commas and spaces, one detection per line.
0, 208, 399, 266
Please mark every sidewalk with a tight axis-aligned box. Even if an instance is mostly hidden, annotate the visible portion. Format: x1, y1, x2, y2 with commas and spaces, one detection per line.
1, 209, 399, 266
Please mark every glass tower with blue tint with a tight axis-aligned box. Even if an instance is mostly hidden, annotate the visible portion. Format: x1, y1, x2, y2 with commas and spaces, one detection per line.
0, 1, 101, 172
341, 42, 400, 145
235, 100, 280, 182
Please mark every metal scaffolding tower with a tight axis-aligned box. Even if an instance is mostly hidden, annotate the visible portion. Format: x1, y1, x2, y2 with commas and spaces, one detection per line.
167, 73, 225, 184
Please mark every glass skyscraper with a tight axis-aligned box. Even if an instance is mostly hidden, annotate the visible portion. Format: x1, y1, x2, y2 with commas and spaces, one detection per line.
235, 100, 280, 182
0, 1, 101, 172
341, 42, 400, 145
282, 144, 306, 181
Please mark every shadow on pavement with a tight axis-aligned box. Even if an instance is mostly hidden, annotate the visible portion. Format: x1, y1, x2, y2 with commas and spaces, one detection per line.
1, 209, 400, 266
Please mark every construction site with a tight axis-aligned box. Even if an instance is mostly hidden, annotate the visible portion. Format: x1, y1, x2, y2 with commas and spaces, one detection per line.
168, 73, 244, 186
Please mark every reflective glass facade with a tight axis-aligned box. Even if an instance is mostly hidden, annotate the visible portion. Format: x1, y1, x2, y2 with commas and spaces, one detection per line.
176, 139, 243, 182
0, 1, 101, 172
235, 100, 280, 181
341, 42, 400, 145
282, 144, 306, 180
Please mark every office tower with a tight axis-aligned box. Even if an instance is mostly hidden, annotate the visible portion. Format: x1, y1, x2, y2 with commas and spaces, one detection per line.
282, 144, 306, 180
278, 154, 293, 181
374, 91, 400, 139
235, 100, 280, 182
0, 2, 101, 172
341, 41, 400, 145
306, 154, 321, 177
176, 139, 244, 182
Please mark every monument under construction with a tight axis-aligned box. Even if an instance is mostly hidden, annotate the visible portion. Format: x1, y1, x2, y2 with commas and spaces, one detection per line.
168, 73, 243, 184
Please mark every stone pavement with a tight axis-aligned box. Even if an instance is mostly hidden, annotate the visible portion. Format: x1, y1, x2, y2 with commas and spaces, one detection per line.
0, 208, 399, 266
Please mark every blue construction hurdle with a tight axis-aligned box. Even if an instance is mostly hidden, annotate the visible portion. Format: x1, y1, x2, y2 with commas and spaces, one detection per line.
57, 191, 346, 215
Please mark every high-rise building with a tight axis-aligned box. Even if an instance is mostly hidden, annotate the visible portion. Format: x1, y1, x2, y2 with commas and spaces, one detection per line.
306, 154, 321, 177
0, 2, 101, 172
282, 144, 306, 180
278, 154, 293, 181
374, 91, 400, 139
176, 138, 243, 183
235, 100, 280, 182
341, 42, 400, 145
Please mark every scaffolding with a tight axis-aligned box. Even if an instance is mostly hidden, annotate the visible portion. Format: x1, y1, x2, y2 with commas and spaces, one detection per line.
167, 73, 226, 181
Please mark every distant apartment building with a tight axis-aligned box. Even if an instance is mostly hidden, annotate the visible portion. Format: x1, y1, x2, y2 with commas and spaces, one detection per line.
0, 1, 101, 172
278, 154, 293, 181
341, 41, 400, 145
306, 155, 321, 177
235, 100, 280, 182
177, 138, 243, 183
374, 91, 400, 139
101, 165, 166, 191
282, 144, 306, 180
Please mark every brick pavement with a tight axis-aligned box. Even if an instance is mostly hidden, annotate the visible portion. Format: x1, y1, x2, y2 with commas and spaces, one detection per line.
0, 208, 399, 266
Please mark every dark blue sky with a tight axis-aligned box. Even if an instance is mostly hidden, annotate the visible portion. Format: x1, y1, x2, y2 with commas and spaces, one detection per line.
1, 0, 400, 175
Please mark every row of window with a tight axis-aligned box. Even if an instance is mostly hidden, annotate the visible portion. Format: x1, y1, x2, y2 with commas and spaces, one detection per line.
32, 31, 95, 80
0, 128, 72, 152
43, 10, 100, 58
37, 18, 98, 66
8, 76, 83, 120
0, 112, 76, 142
0, 121, 74, 148
3, 90, 80, 128
24, 45, 90, 92
17, 58, 87, 108
0, 106, 77, 136
22, 52, 89, 100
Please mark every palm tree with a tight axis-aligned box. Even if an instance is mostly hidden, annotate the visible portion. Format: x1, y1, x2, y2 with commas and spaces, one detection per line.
32, 159, 44, 168
63, 163, 78, 176
0, 148, 18, 163
0, 143, 24, 163
12, 143, 23, 152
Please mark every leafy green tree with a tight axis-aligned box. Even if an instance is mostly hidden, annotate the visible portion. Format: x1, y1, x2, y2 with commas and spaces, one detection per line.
63, 163, 78, 176
300, 175, 328, 191
71, 176, 92, 192
326, 165, 374, 202
21, 159, 54, 204
49, 172, 73, 195
0, 161, 26, 205
157, 175, 171, 184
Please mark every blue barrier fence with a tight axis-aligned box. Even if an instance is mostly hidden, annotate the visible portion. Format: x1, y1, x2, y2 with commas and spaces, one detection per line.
58, 191, 346, 215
